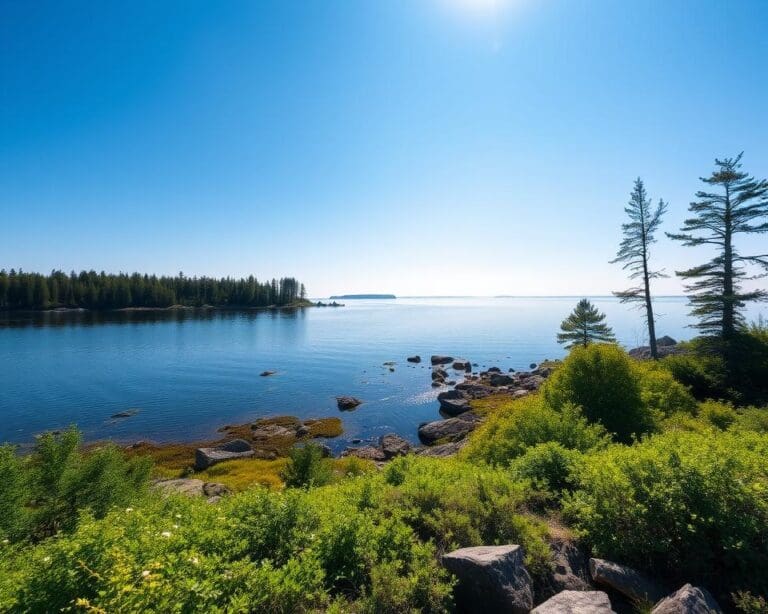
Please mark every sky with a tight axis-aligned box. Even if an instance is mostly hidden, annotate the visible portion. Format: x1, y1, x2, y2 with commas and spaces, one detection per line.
2, 0, 767, 298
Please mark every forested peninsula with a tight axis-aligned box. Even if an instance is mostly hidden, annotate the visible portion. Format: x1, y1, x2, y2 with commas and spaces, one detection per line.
0, 270, 307, 311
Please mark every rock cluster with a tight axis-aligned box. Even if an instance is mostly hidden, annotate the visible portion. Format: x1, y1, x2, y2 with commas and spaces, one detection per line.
343, 433, 412, 463
152, 478, 231, 503
439, 545, 723, 614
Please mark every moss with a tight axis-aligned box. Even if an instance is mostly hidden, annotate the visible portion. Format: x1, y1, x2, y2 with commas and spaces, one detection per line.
197, 458, 289, 491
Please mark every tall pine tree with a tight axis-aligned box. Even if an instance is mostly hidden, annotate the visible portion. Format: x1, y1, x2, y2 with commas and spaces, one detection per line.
668, 154, 768, 340
557, 299, 616, 349
611, 178, 667, 359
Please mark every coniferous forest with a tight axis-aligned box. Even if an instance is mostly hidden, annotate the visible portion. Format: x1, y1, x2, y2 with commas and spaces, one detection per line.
0, 270, 306, 311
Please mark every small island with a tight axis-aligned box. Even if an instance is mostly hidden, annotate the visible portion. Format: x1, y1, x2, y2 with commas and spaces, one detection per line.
329, 294, 396, 300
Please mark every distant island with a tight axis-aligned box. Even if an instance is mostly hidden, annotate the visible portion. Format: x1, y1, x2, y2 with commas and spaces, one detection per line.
329, 294, 396, 300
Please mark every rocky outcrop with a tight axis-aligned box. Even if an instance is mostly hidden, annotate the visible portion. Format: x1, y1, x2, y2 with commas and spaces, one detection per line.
407, 355, 421, 363
344, 446, 386, 462
589, 558, 666, 604
195, 439, 254, 470
431, 367, 448, 381
532, 590, 615, 613
452, 359, 471, 371
651, 584, 722, 614
438, 396, 472, 416
537, 539, 593, 601
657, 335, 677, 347
418, 413, 482, 445
442, 545, 533, 614
415, 440, 467, 458
431, 355, 454, 365
153, 478, 230, 503
490, 373, 516, 387
379, 433, 411, 459
336, 396, 363, 410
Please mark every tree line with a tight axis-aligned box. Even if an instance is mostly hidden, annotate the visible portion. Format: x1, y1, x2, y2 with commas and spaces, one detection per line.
559, 153, 768, 355
0, 270, 307, 311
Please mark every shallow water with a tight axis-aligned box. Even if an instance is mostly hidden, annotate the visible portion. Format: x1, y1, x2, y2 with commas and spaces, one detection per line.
1, 297, 763, 449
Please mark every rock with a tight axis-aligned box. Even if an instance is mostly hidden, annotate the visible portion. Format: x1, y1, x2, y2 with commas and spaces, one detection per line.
202, 482, 230, 498
657, 335, 677, 347
538, 540, 593, 601
296, 425, 311, 437
415, 440, 466, 457
452, 359, 471, 371
344, 446, 386, 461
530, 362, 537, 369
533, 366, 554, 378
512, 389, 529, 399
318, 444, 333, 458
431, 355, 454, 365
111, 408, 139, 419
651, 584, 722, 614
490, 373, 516, 387
532, 590, 615, 613
520, 375, 546, 391
628, 344, 686, 360
431, 381, 443, 388
455, 382, 496, 399
431, 367, 448, 379
418, 413, 482, 445
442, 545, 533, 614
337, 396, 363, 410
407, 355, 422, 363
439, 397, 472, 416
153, 478, 230, 503
438, 389, 466, 401
380, 433, 411, 459
252, 448, 278, 460
195, 439, 255, 470
251, 423, 296, 440
259, 370, 276, 377
487, 366, 502, 373
589, 558, 665, 604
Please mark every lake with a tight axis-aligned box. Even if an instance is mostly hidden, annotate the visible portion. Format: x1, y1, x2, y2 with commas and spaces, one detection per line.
1, 297, 763, 450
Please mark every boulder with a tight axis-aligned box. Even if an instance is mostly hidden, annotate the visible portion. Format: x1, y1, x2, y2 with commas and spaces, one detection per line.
153, 478, 230, 503
657, 335, 677, 347
431, 367, 448, 380
336, 396, 363, 410
651, 584, 722, 614
344, 446, 386, 462
532, 590, 615, 613
487, 366, 502, 373
452, 359, 471, 371
259, 370, 276, 377
415, 440, 467, 458
530, 362, 537, 369
380, 433, 411, 459
439, 397, 472, 416
431, 355, 454, 365
251, 423, 296, 440
520, 375, 546, 391
418, 413, 482, 445
490, 373, 516, 387
442, 545, 533, 614
538, 540, 593, 601
437, 389, 466, 401
431, 381, 443, 388
111, 408, 139, 419
407, 355, 422, 363
195, 439, 254, 470
296, 424, 311, 437
589, 558, 665, 604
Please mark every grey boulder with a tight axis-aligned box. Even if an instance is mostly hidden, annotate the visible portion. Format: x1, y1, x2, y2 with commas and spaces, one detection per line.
442, 545, 533, 614
589, 558, 665, 604
418, 413, 482, 445
532, 590, 615, 613
651, 584, 722, 614
379, 433, 411, 459
431, 355, 454, 365
407, 355, 422, 363
195, 439, 254, 470
336, 396, 363, 410
439, 397, 472, 416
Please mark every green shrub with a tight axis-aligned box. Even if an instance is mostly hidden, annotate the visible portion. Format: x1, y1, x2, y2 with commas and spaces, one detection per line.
662, 346, 729, 401
281, 443, 333, 488
699, 400, 738, 430
635, 361, 697, 417
462, 395, 609, 465
732, 406, 768, 433
564, 430, 768, 598
0, 446, 29, 542
509, 442, 582, 496
543, 344, 656, 442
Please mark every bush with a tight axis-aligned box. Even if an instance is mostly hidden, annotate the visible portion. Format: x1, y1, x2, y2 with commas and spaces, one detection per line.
461, 395, 609, 466
281, 443, 333, 488
543, 344, 656, 442
0, 446, 29, 542
662, 345, 729, 401
564, 430, 768, 599
635, 361, 697, 417
699, 400, 738, 430
509, 442, 582, 496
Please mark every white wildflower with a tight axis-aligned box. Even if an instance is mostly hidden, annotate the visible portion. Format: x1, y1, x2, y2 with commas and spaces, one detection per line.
141, 570, 151, 578
160, 531, 172, 538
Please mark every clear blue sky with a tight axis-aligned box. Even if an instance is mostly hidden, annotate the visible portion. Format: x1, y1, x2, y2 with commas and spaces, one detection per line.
2, 0, 767, 297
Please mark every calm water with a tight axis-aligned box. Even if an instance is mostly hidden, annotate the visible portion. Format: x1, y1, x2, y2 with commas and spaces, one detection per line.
1, 297, 763, 449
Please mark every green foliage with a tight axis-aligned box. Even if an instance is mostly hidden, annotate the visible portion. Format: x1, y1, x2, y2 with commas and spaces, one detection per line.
661, 346, 729, 400
0, 456, 556, 612
733, 591, 768, 614
543, 344, 656, 442
635, 360, 698, 417
557, 299, 616, 349
0, 428, 151, 542
509, 442, 583, 496
699, 400, 738, 430
462, 395, 609, 465
281, 443, 333, 488
564, 430, 768, 598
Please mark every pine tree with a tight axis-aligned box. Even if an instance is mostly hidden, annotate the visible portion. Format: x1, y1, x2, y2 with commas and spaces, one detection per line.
668, 153, 768, 340
611, 178, 667, 359
557, 299, 616, 349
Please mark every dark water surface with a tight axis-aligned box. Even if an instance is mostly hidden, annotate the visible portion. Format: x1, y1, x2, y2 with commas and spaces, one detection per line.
2, 297, 762, 448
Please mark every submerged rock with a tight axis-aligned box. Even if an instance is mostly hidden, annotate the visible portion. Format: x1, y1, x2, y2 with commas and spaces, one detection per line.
259, 370, 277, 377
442, 545, 533, 614
532, 590, 615, 614
111, 408, 140, 419
336, 396, 363, 411
407, 355, 422, 363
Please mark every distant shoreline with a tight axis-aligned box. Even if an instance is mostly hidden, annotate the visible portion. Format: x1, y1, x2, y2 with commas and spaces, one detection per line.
1, 299, 323, 314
